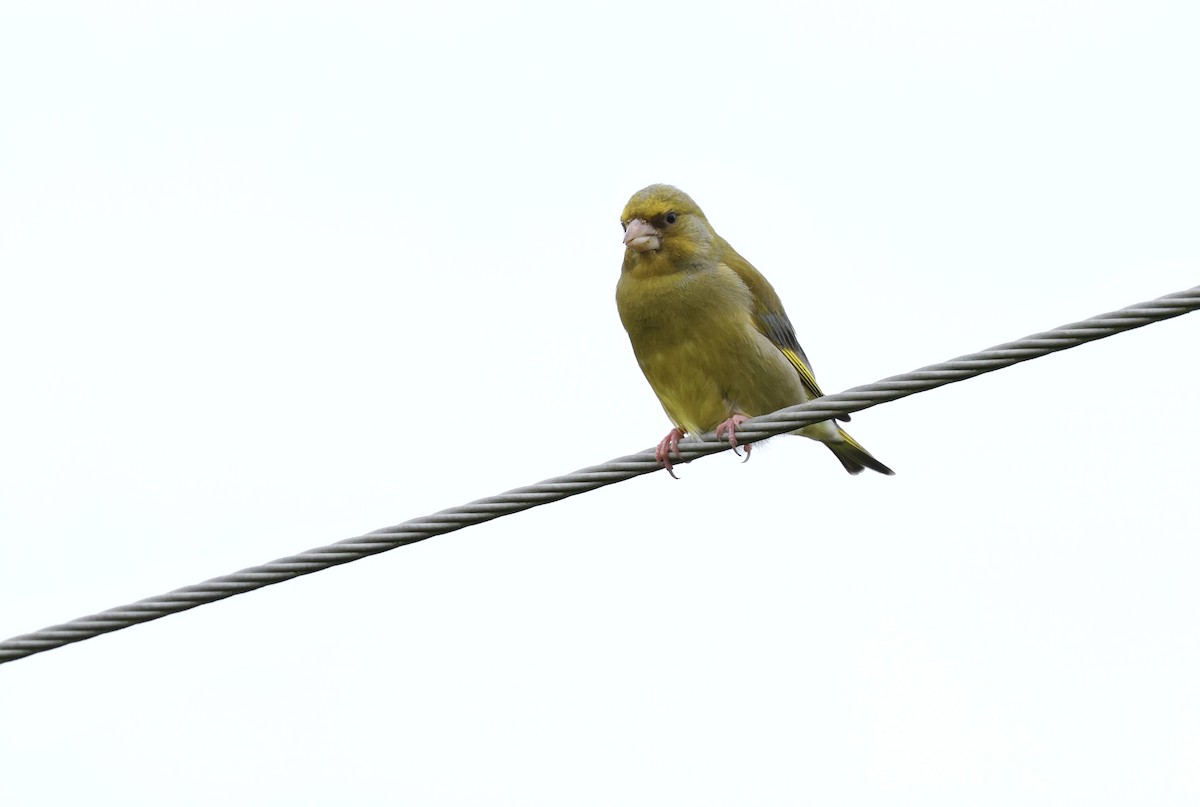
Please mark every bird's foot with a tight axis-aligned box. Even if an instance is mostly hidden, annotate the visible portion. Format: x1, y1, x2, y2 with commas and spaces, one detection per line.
715, 414, 752, 463
655, 427, 686, 479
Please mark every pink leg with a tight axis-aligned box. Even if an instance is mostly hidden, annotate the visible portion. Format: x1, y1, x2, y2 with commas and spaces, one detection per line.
655, 427, 686, 479
715, 414, 752, 463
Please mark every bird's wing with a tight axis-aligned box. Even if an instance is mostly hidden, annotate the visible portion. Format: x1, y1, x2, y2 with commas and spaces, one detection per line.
716, 238, 827, 402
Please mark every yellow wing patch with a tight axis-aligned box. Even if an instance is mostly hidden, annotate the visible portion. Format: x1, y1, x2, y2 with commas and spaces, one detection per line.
779, 346, 825, 401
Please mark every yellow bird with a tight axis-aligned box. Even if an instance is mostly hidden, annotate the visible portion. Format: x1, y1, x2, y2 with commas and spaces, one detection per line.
616, 184, 894, 478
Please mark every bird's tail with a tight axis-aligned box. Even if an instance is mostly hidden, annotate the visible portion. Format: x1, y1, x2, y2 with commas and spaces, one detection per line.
825, 426, 895, 476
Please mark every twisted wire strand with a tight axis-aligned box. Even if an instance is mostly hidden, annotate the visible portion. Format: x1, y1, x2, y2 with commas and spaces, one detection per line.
2, 285, 1197, 664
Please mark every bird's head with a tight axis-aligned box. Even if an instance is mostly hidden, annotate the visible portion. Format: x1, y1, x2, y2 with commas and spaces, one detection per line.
619, 184, 716, 274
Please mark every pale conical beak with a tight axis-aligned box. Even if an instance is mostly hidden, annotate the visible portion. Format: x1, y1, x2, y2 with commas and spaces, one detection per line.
623, 219, 661, 253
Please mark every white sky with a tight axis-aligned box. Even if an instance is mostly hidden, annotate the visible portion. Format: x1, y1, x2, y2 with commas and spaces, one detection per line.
3, 2, 1199, 804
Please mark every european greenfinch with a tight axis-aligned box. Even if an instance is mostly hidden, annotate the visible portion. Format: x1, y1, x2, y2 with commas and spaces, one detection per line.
616, 184, 894, 478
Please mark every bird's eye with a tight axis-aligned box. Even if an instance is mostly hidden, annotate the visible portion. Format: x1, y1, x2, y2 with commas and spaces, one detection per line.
665, 212, 677, 224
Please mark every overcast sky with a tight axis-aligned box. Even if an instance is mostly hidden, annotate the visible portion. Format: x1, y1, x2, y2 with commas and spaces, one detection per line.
3, 2, 1199, 805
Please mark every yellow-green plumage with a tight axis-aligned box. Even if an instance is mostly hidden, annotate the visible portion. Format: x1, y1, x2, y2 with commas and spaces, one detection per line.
616, 184, 893, 476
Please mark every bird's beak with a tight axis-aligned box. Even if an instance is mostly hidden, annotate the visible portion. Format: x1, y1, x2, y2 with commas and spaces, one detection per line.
623, 219, 661, 253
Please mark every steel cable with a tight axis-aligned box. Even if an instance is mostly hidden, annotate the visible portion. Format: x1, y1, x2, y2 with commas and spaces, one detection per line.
2, 284, 1197, 664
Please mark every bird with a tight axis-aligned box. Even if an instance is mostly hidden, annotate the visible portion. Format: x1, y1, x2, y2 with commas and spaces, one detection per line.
615, 183, 894, 478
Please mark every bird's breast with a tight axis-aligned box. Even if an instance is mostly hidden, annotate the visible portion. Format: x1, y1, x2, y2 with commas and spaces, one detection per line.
616, 264, 750, 342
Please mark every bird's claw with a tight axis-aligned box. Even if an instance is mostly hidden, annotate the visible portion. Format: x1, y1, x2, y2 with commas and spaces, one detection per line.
656, 416, 752, 478
655, 428, 686, 479
715, 414, 752, 463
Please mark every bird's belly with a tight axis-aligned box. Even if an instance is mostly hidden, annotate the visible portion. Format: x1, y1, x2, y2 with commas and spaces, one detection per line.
637, 326, 806, 435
